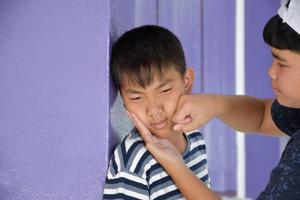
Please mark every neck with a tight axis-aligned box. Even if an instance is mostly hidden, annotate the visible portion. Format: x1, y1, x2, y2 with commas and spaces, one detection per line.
169, 131, 187, 154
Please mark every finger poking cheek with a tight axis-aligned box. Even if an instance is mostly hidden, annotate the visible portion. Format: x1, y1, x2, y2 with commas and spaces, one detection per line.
183, 115, 192, 123
172, 115, 192, 131
131, 113, 153, 142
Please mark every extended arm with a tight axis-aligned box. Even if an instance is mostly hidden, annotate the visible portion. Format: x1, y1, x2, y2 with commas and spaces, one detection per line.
173, 94, 284, 136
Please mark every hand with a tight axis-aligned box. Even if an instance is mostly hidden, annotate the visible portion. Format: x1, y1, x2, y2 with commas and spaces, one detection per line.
128, 112, 185, 172
128, 111, 220, 200
172, 94, 219, 133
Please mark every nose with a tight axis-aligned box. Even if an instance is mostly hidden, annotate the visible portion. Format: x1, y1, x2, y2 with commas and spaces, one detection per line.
268, 60, 277, 80
146, 97, 163, 118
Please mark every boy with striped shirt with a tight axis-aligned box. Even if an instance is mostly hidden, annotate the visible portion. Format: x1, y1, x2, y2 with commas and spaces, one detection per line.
103, 25, 210, 200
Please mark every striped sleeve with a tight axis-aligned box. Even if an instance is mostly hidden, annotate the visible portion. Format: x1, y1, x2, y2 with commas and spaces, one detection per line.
103, 137, 150, 200
185, 131, 210, 187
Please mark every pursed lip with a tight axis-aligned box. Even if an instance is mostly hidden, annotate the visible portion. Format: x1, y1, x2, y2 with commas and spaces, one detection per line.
151, 119, 167, 129
272, 87, 281, 95
271, 82, 281, 94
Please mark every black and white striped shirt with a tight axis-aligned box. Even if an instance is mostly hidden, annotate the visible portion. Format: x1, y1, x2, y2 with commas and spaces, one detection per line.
103, 129, 210, 200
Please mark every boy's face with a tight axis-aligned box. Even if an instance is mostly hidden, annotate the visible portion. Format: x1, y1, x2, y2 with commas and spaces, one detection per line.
269, 47, 300, 108
120, 68, 194, 139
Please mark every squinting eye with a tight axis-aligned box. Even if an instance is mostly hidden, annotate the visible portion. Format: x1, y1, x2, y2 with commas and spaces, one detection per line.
278, 63, 287, 68
130, 97, 142, 101
161, 88, 171, 93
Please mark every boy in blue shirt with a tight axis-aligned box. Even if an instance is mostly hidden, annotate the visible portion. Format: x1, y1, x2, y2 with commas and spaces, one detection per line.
103, 25, 210, 199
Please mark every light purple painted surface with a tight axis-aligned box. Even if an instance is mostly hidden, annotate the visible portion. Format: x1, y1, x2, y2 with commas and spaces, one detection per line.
158, 0, 203, 94
202, 0, 236, 193
134, 0, 158, 26
109, 0, 135, 147
0, 1, 110, 199
245, 0, 281, 198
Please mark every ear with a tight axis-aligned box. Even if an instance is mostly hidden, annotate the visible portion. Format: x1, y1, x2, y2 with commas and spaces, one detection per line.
183, 68, 194, 94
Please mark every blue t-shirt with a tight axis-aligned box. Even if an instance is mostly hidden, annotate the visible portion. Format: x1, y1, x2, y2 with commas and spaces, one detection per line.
257, 100, 300, 200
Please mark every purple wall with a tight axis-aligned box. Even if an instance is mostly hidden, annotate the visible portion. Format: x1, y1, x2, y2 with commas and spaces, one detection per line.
109, 0, 135, 147
0, 1, 110, 199
158, 0, 203, 94
135, 1, 158, 26
245, 0, 281, 198
0, 1, 282, 199
202, 0, 236, 194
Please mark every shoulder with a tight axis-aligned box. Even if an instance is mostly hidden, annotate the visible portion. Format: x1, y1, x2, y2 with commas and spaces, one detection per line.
109, 128, 155, 175
186, 130, 206, 150
271, 99, 300, 136
184, 130, 207, 161
104, 130, 152, 199
184, 130, 210, 186
186, 129, 205, 140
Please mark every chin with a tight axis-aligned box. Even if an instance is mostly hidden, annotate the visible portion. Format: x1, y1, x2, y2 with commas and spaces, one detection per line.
151, 128, 173, 139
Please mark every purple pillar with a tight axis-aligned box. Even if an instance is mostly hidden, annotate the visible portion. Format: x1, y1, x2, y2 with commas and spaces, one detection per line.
0, 1, 110, 199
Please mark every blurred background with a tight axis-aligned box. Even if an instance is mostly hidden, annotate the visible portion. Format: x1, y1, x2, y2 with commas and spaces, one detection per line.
0, 0, 286, 199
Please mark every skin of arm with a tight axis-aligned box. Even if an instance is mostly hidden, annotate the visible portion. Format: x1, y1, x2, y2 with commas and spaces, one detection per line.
167, 163, 220, 200
172, 94, 285, 136
128, 94, 285, 200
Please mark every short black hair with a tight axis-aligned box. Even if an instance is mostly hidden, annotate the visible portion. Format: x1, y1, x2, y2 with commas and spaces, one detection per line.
111, 25, 186, 89
263, 0, 300, 53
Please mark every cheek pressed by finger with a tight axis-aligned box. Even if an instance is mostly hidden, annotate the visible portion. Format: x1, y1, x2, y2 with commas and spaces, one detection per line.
131, 113, 153, 143
130, 113, 142, 130
172, 95, 191, 122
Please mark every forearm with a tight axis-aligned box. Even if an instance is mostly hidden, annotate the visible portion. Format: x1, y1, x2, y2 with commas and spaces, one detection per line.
167, 163, 220, 200
215, 95, 264, 131
214, 95, 282, 136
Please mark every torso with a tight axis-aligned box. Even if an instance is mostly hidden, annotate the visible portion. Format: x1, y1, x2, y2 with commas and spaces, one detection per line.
103, 129, 210, 200
257, 100, 300, 199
